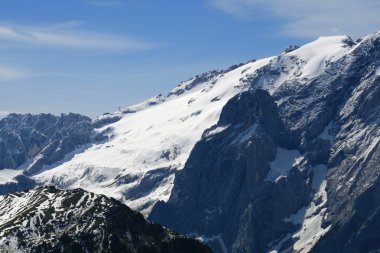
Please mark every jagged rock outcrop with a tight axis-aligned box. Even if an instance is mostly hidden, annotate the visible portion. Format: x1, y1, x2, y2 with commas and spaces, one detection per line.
0, 187, 212, 253
0, 113, 93, 174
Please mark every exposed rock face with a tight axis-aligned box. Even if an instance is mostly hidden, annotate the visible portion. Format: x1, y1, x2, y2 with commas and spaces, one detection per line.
284, 45, 300, 54
309, 34, 380, 253
0, 113, 93, 174
150, 90, 312, 252
92, 113, 122, 129
150, 32, 380, 252
0, 187, 212, 253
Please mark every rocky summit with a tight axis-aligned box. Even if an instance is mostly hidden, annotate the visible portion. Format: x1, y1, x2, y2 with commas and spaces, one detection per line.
0, 187, 212, 253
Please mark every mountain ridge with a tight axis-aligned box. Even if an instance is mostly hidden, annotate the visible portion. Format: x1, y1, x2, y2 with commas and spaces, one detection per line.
0, 186, 212, 253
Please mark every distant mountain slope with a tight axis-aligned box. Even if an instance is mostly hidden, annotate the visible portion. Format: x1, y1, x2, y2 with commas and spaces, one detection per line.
0, 113, 94, 181
0, 187, 212, 253
0, 113, 93, 170
0, 113, 94, 195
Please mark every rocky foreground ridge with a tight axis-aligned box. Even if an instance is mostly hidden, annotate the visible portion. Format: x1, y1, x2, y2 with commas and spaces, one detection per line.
0, 186, 212, 253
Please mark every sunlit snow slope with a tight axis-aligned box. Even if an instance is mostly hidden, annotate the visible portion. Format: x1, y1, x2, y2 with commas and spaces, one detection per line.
32, 35, 353, 215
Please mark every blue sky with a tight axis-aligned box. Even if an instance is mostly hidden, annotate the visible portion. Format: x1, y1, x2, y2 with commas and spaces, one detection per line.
1, 0, 379, 117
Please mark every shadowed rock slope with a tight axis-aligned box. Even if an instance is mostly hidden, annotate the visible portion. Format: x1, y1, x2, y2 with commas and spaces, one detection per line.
151, 32, 380, 253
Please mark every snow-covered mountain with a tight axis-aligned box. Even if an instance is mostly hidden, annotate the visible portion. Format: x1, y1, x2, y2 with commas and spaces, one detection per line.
32, 35, 353, 214
0, 31, 380, 252
0, 186, 212, 253
150, 31, 380, 252
33, 56, 275, 214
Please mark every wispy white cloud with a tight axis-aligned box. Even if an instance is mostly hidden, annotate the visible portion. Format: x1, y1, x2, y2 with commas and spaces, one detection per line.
0, 65, 30, 82
210, 0, 380, 38
0, 64, 91, 82
211, 0, 261, 17
0, 22, 158, 51
48, 20, 87, 30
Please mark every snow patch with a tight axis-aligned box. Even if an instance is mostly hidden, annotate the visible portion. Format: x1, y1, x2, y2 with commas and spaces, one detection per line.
205, 125, 229, 138
318, 122, 334, 142
230, 124, 258, 145
284, 165, 330, 253
0, 169, 22, 184
267, 234, 292, 253
265, 148, 302, 182
190, 233, 227, 253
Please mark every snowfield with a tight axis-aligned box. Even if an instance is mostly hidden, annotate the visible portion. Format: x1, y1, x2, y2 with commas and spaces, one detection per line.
33, 57, 274, 214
